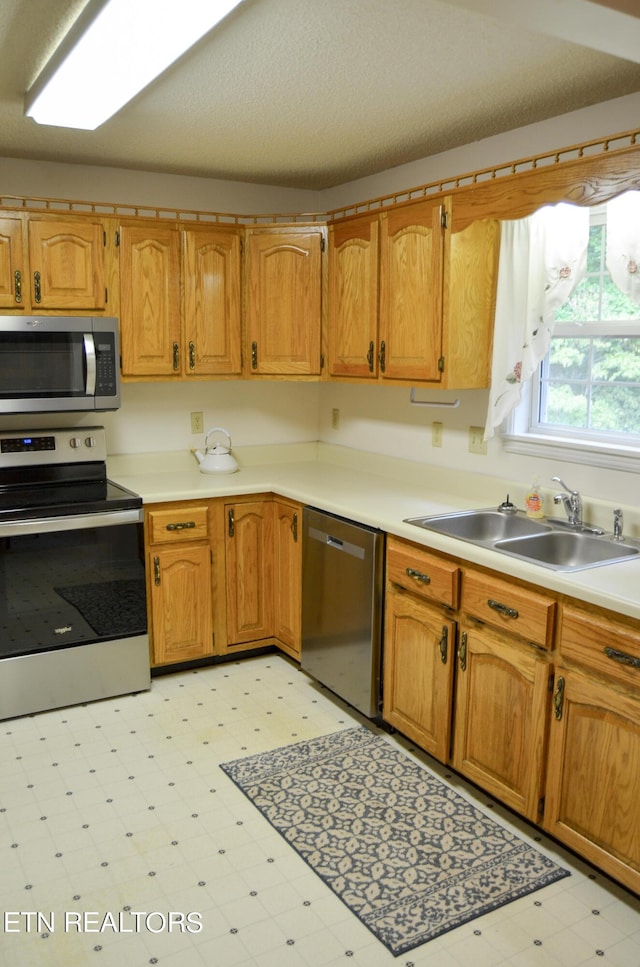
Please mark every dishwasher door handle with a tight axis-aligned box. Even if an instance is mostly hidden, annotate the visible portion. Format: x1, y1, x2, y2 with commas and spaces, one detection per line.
308, 526, 366, 560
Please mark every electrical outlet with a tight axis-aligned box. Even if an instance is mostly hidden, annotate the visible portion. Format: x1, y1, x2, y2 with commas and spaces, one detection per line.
468, 426, 487, 455
191, 411, 204, 434
432, 421, 443, 448
331, 407, 340, 430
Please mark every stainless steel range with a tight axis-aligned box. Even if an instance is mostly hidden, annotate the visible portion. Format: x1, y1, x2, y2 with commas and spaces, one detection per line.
0, 426, 150, 720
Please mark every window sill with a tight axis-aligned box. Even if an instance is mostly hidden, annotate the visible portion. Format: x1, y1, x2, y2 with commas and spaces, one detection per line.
502, 432, 640, 473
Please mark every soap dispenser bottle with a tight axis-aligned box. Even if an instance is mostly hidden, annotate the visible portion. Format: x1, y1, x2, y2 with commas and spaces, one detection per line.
525, 482, 544, 519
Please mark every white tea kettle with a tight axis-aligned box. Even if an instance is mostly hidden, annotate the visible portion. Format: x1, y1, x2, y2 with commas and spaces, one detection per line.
194, 427, 239, 474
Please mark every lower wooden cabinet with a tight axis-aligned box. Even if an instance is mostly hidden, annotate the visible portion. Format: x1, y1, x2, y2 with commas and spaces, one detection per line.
225, 499, 274, 646
273, 498, 302, 659
383, 583, 455, 762
145, 502, 213, 666
452, 623, 551, 822
544, 604, 640, 894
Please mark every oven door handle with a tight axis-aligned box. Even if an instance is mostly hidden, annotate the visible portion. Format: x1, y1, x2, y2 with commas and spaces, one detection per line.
84, 332, 97, 396
0, 509, 143, 537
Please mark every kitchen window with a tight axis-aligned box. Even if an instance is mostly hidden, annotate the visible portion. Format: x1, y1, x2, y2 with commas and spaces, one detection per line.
501, 201, 640, 471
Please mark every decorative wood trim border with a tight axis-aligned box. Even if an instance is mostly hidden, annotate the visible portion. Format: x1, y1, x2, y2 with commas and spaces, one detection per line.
1, 127, 638, 224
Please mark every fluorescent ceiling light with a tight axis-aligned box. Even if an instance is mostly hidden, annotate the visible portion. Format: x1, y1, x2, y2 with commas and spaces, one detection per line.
25, 0, 243, 130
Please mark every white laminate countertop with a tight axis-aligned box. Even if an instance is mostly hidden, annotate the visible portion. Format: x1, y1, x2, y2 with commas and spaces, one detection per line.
108, 442, 640, 622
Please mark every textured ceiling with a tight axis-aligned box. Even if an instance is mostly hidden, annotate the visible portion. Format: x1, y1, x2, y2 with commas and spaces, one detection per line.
0, 0, 639, 190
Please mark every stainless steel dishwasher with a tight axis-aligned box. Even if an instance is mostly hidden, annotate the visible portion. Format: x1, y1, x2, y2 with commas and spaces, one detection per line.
301, 506, 385, 718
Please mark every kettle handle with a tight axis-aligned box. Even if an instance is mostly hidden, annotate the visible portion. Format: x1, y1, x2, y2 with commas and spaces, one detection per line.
204, 426, 232, 449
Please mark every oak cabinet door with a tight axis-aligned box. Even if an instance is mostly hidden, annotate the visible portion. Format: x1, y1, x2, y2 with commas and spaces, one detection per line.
273, 499, 302, 658
452, 623, 550, 821
383, 585, 455, 763
544, 668, 640, 895
225, 500, 274, 645
328, 214, 379, 378
149, 543, 213, 665
246, 229, 323, 375
119, 224, 181, 376
0, 216, 26, 309
183, 228, 242, 376
379, 199, 445, 382
28, 218, 106, 310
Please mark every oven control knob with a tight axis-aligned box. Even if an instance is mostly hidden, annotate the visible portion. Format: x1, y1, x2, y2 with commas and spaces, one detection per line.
85, 436, 96, 448
69, 437, 81, 448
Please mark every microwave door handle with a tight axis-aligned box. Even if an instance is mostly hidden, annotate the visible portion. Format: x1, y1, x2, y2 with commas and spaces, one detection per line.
84, 333, 97, 396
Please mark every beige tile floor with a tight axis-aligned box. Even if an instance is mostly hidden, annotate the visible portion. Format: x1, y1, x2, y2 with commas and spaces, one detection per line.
1, 654, 639, 967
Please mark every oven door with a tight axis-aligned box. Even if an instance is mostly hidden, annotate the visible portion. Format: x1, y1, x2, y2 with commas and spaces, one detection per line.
0, 509, 149, 719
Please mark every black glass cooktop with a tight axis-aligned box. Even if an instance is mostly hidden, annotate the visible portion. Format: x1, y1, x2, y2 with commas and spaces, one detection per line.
0, 461, 141, 521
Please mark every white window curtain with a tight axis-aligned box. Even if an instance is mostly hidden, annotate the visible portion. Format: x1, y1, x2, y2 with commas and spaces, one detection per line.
484, 203, 590, 439
606, 190, 640, 307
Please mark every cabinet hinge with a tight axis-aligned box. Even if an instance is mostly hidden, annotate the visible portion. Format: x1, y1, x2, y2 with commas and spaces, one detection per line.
321, 235, 326, 252
320, 353, 325, 369
441, 209, 449, 230
105, 287, 108, 304
240, 238, 244, 255
437, 356, 445, 373
103, 230, 107, 246
538, 796, 545, 815
115, 230, 120, 247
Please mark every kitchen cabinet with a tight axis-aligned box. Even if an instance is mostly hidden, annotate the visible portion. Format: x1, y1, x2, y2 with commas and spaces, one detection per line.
273, 497, 302, 659
145, 502, 214, 666
0, 216, 25, 308
379, 197, 445, 382
225, 498, 274, 646
119, 223, 182, 377
327, 213, 379, 378
0, 214, 110, 312
327, 194, 500, 387
383, 538, 459, 761
544, 604, 640, 894
245, 226, 324, 375
119, 222, 242, 378
453, 568, 555, 822
182, 227, 242, 376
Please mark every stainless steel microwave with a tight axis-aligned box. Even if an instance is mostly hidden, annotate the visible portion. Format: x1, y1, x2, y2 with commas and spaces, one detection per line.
0, 316, 120, 413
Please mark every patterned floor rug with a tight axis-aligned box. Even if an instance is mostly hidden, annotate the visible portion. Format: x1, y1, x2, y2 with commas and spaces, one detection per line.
220, 725, 570, 956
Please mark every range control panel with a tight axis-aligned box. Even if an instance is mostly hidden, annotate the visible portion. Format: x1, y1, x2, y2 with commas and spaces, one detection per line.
0, 427, 107, 467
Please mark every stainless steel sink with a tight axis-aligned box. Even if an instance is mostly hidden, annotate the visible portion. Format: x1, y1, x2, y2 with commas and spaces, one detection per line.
405, 510, 551, 542
404, 508, 640, 571
495, 530, 639, 571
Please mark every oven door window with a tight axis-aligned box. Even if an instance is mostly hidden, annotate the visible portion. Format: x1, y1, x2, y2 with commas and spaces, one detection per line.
0, 520, 147, 658
0, 332, 87, 399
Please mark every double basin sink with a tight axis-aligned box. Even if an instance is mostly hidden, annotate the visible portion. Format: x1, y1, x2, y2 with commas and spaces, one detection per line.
404, 508, 640, 572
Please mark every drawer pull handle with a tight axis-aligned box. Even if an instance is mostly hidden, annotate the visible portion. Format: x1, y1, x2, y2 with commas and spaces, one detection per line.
153, 555, 161, 586
457, 630, 467, 671
604, 646, 640, 670
406, 567, 430, 585
553, 676, 565, 721
488, 598, 519, 619
166, 521, 196, 531
439, 625, 448, 664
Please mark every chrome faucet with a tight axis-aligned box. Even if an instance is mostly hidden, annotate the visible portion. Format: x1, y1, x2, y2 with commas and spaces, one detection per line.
552, 476, 583, 527
613, 508, 624, 542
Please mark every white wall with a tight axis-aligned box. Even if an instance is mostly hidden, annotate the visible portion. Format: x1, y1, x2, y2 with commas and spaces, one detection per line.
2, 92, 639, 507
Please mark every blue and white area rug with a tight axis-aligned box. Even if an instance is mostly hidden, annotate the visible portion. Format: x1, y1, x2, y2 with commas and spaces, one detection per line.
220, 726, 570, 956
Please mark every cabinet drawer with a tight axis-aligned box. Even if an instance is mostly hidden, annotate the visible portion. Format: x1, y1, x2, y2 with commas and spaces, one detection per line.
560, 605, 640, 688
147, 504, 209, 544
387, 537, 459, 608
462, 569, 555, 649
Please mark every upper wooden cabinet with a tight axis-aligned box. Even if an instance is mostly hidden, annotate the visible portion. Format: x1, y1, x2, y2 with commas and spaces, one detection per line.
327, 213, 379, 378
182, 228, 242, 376
379, 197, 445, 382
0, 216, 26, 309
28, 218, 107, 310
246, 227, 324, 375
0, 214, 109, 312
327, 195, 499, 388
119, 222, 242, 378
